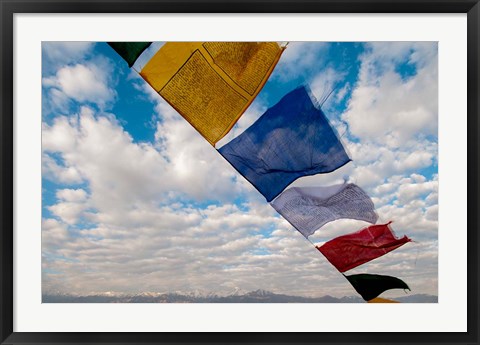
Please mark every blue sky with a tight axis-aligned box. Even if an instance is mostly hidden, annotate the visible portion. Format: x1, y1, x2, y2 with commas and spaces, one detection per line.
41, 42, 438, 298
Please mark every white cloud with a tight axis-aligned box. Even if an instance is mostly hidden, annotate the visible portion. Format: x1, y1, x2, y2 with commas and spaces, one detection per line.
335, 82, 350, 102
42, 116, 79, 152
42, 42, 438, 299
43, 192, 438, 298
38, 98, 359, 297
310, 67, 347, 109
56, 188, 88, 202
273, 42, 329, 81
42, 202, 329, 296
396, 179, 438, 204
48, 201, 88, 225
42, 57, 116, 109
42, 42, 95, 68
42, 153, 84, 185
342, 42, 438, 146
44, 88, 71, 113
48, 188, 90, 225
42, 218, 69, 249
42, 103, 259, 228
424, 204, 439, 221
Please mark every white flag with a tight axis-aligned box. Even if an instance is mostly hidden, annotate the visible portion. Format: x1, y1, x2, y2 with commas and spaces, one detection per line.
271, 183, 378, 238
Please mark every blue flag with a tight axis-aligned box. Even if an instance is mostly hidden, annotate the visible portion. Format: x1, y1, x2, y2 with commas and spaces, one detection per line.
218, 86, 351, 202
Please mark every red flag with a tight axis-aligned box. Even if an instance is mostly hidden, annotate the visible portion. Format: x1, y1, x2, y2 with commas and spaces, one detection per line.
317, 222, 411, 272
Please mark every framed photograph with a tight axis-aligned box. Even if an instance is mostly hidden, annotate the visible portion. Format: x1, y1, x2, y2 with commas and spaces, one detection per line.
1, 1, 479, 344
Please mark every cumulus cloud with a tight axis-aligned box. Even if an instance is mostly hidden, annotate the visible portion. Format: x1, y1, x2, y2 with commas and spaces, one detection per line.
48, 188, 90, 225
48, 200, 88, 225
56, 188, 88, 202
42, 42, 438, 299
342, 42, 438, 147
274, 42, 329, 81
310, 67, 347, 110
41, 103, 260, 229
42, 42, 95, 71
345, 140, 436, 188
42, 153, 84, 185
43, 57, 117, 110
43, 201, 340, 296
396, 179, 438, 204
42, 218, 70, 249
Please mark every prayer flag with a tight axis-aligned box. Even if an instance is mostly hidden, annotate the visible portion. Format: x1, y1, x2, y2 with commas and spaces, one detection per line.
345, 273, 410, 301
317, 222, 411, 272
140, 42, 284, 145
368, 297, 399, 303
218, 86, 351, 202
108, 42, 152, 67
271, 183, 377, 238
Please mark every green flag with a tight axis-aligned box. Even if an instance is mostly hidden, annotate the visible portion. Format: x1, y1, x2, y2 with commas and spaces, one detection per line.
108, 42, 152, 67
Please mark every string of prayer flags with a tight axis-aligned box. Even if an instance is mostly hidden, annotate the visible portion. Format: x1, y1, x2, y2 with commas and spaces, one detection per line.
107, 42, 152, 67
219, 86, 351, 202
345, 273, 410, 301
271, 183, 378, 238
317, 222, 411, 272
139, 42, 284, 146
107, 42, 414, 301
367, 297, 400, 303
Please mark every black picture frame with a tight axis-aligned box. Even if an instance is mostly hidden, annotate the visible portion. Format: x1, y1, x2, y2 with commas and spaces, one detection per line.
1, 1, 479, 344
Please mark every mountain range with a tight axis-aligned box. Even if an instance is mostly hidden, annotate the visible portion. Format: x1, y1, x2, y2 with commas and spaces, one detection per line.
43, 289, 438, 303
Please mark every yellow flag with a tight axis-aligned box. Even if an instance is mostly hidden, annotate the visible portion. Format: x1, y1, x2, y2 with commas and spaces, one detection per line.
140, 42, 284, 146
367, 297, 400, 303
